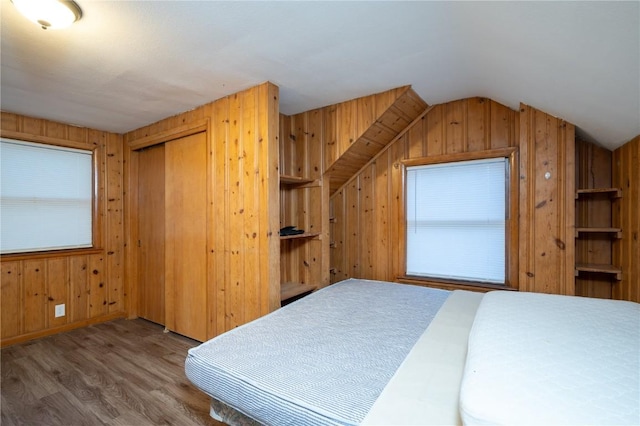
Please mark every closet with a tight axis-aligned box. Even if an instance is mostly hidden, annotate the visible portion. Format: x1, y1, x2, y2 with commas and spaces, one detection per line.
136, 132, 208, 341
127, 82, 281, 341
137, 144, 165, 325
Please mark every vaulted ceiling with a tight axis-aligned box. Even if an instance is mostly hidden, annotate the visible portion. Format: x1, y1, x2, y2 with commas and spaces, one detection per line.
1, 1, 638, 151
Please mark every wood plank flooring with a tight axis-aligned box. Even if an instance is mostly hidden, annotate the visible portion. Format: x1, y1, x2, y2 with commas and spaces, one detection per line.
1, 319, 222, 426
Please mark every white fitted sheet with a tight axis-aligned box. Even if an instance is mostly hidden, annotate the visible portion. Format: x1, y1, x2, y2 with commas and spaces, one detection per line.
460, 291, 640, 425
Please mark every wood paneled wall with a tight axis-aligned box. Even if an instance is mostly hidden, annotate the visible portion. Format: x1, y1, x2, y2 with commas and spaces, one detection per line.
124, 82, 280, 339
613, 136, 640, 302
277, 87, 421, 293
329, 97, 519, 287
325, 87, 428, 194
1, 113, 125, 346
518, 104, 575, 295
2, 87, 633, 348
325, 86, 411, 172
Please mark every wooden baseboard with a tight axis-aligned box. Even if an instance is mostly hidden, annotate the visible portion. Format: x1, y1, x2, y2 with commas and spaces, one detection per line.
1, 311, 126, 348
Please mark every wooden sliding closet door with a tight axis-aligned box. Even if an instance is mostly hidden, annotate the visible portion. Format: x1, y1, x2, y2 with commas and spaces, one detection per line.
137, 144, 166, 325
164, 132, 208, 341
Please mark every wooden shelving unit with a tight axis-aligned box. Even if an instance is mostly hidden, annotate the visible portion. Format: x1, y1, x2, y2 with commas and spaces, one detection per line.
279, 174, 324, 304
280, 232, 320, 240
575, 227, 622, 238
575, 263, 622, 280
575, 188, 622, 198
280, 175, 317, 187
575, 186, 622, 283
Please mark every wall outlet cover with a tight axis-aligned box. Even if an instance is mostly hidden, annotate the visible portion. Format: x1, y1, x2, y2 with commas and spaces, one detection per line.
55, 304, 65, 318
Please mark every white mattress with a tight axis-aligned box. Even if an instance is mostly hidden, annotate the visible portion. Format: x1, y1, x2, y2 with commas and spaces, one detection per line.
459, 291, 640, 425
185, 279, 450, 425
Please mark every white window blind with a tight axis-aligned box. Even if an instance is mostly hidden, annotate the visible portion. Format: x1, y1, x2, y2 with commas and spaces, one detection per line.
0, 138, 93, 254
406, 158, 507, 284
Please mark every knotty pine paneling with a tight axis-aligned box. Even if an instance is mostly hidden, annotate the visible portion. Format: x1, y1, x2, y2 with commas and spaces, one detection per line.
125, 82, 280, 340
0, 253, 111, 341
0, 113, 125, 347
105, 131, 125, 313
345, 177, 361, 278
46, 257, 69, 329
326, 87, 428, 194
388, 137, 407, 283
360, 164, 376, 279
264, 84, 282, 314
226, 90, 248, 331
575, 140, 614, 299
278, 86, 423, 294
88, 254, 107, 318
211, 99, 228, 336
330, 187, 347, 281
329, 97, 520, 287
323, 105, 338, 169
1, 262, 21, 338
518, 104, 575, 295
613, 136, 640, 303
334, 87, 403, 155
69, 256, 90, 323
22, 260, 47, 333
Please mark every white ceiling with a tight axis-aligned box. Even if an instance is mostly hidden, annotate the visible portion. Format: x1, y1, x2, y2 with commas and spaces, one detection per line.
1, 1, 638, 151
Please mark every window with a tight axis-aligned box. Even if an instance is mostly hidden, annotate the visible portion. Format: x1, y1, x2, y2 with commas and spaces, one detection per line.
0, 138, 94, 254
405, 156, 510, 285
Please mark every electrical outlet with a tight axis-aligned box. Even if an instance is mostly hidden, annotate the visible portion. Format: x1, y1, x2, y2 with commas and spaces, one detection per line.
55, 304, 65, 318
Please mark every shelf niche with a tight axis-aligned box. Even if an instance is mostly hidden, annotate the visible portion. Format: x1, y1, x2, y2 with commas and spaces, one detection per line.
574, 140, 622, 298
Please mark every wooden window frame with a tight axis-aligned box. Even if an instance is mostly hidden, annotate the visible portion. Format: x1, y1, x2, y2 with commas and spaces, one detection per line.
0, 137, 102, 260
398, 147, 519, 291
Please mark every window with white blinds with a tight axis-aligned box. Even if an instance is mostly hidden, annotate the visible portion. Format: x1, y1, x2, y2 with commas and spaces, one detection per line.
0, 138, 93, 254
406, 157, 507, 284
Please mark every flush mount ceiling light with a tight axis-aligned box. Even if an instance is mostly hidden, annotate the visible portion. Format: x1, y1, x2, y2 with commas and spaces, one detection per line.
11, 0, 82, 30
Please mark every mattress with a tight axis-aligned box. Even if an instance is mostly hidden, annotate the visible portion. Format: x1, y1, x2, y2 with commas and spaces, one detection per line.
362, 289, 484, 425
185, 278, 450, 426
459, 291, 640, 425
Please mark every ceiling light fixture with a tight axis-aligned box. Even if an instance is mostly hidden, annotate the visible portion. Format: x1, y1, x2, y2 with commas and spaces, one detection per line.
11, 0, 82, 30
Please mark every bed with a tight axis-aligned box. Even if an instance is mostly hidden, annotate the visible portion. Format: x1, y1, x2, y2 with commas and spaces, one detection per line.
185, 278, 640, 425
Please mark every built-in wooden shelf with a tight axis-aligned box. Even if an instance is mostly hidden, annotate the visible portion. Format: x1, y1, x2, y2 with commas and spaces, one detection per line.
575, 188, 622, 199
281, 282, 317, 301
280, 175, 316, 186
280, 232, 320, 241
575, 263, 622, 280
575, 227, 622, 238
574, 184, 623, 288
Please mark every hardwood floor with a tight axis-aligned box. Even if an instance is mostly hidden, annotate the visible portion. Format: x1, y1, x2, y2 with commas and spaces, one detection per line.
1, 319, 222, 426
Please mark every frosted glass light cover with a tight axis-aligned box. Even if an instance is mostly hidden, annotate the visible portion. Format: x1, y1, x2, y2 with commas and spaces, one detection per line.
11, 0, 82, 29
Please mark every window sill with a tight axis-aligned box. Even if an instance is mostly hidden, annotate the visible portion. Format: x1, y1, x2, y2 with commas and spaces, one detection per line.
0, 247, 104, 261
396, 275, 517, 293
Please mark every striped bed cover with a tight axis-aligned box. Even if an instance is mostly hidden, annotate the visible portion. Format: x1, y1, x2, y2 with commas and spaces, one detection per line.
185, 279, 449, 425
